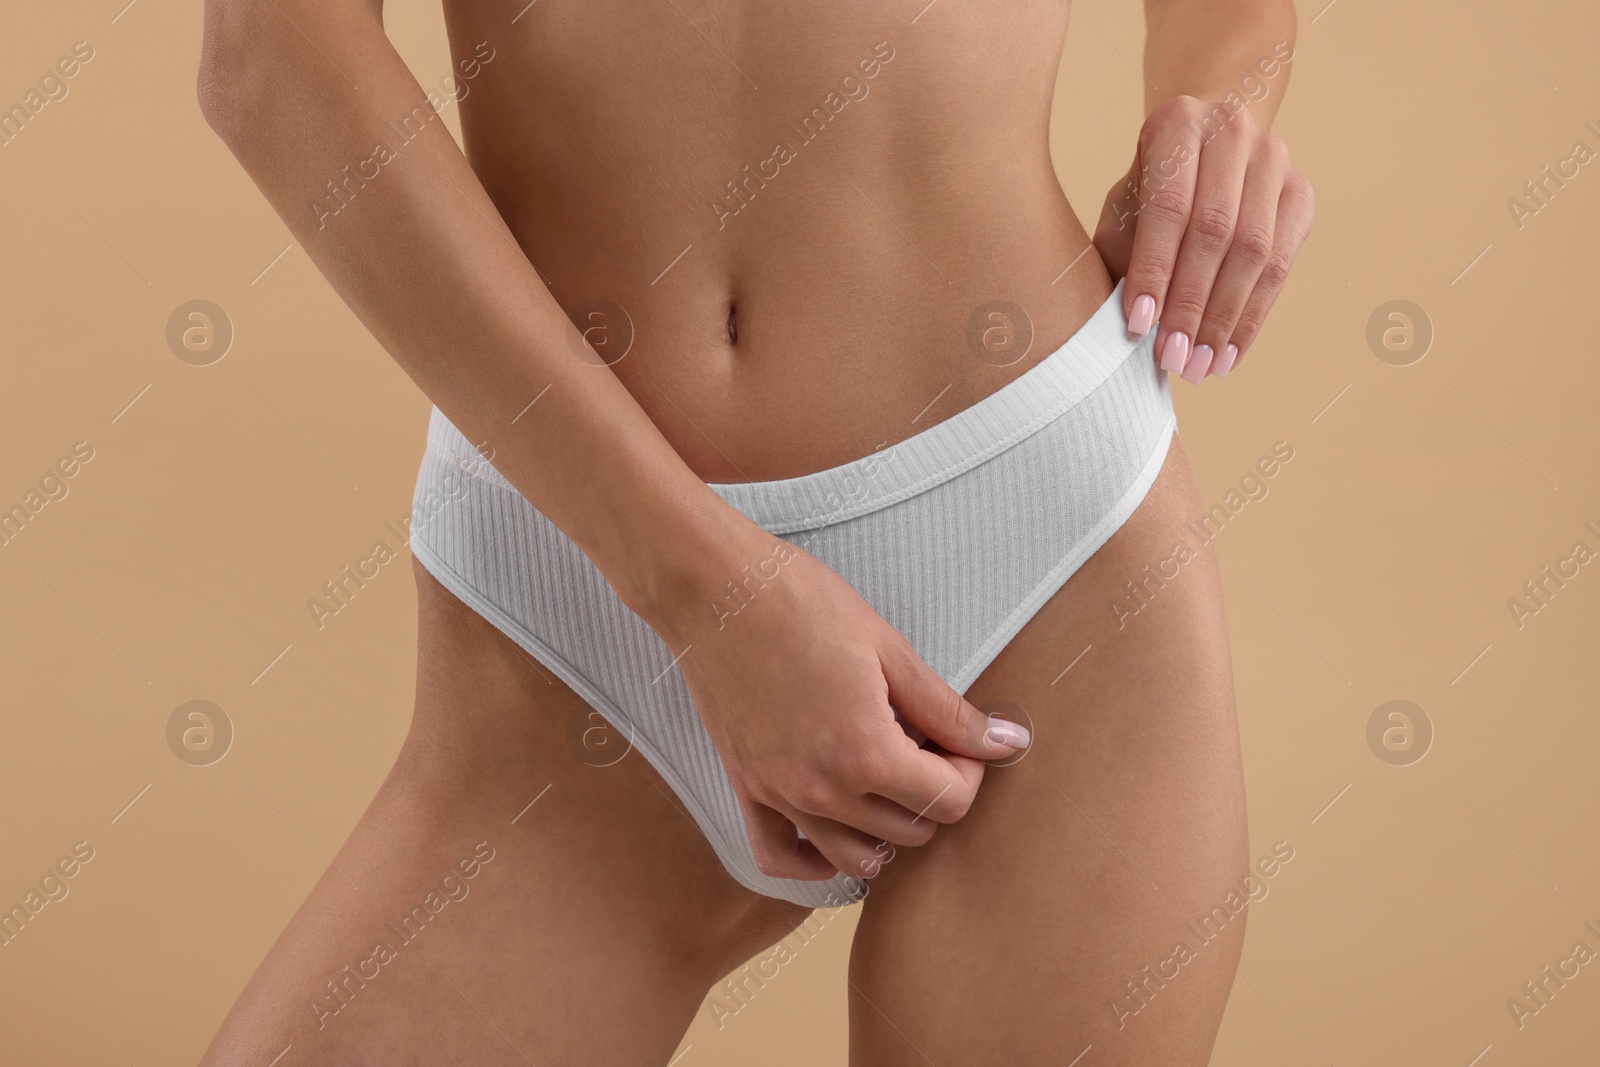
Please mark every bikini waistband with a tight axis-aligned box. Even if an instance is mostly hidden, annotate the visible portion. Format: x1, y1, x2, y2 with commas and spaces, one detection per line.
425, 278, 1162, 537
707, 278, 1160, 535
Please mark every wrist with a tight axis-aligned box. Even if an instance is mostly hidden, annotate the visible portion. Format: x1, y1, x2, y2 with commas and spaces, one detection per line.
604, 493, 774, 643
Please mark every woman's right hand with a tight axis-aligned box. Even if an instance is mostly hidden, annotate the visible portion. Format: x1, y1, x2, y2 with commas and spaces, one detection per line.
197, 0, 1022, 890
647, 525, 1031, 884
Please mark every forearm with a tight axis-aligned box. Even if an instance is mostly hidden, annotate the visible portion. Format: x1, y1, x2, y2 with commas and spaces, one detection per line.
1143, 0, 1297, 128
198, 0, 745, 623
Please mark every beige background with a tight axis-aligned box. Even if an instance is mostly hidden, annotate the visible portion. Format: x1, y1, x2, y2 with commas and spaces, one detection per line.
2, 0, 1597, 1064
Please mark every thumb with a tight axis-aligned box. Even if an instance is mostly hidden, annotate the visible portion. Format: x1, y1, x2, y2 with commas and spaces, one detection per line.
1094, 157, 1140, 281
880, 644, 1031, 761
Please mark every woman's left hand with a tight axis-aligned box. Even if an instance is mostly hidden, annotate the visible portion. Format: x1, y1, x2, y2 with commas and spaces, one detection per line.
1093, 95, 1315, 383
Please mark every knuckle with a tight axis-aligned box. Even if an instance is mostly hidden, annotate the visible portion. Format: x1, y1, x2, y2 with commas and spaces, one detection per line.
1163, 290, 1209, 324
931, 778, 977, 823
1285, 172, 1316, 219
1191, 100, 1241, 143
1231, 226, 1275, 265
1141, 96, 1186, 136
792, 778, 835, 815
1144, 187, 1192, 223
1197, 304, 1235, 337
1204, 104, 1252, 145
813, 726, 850, 766
1260, 250, 1294, 288
1168, 94, 1206, 122
1188, 203, 1236, 245
1130, 247, 1177, 285
1233, 311, 1265, 344
943, 787, 976, 822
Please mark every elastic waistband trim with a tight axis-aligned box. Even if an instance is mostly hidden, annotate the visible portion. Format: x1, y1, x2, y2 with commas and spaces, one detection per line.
423, 279, 1157, 537
707, 278, 1155, 534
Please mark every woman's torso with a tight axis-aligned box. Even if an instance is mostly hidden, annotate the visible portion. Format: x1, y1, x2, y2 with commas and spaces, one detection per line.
444, 0, 1113, 481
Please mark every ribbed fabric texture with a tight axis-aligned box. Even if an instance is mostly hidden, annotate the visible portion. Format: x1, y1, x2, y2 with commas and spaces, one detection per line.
408, 280, 1175, 908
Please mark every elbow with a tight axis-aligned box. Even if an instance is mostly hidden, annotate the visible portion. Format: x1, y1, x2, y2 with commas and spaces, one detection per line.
195, 0, 266, 140
195, 61, 234, 141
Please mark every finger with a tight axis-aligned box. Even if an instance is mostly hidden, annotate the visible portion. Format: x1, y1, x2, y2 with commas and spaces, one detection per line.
829, 791, 939, 848
873, 747, 986, 825
1152, 108, 1254, 381
1193, 139, 1287, 376
1226, 169, 1315, 365
1121, 99, 1206, 342
803, 716, 977, 828
890, 706, 928, 747
879, 641, 1030, 762
738, 793, 837, 882
792, 812, 898, 884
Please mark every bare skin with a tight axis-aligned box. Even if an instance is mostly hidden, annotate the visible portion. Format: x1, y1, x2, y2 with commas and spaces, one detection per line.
197, 0, 1305, 1061
201, 436, 1243, 1066
849, 438, 1247, 1064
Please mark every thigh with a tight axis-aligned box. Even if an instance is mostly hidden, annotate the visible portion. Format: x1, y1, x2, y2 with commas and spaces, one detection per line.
201, 558, 809, 1067
849, 436, 1249, 1066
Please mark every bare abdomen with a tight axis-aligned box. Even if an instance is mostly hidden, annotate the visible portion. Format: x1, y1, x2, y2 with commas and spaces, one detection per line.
444, 0, 1108, 481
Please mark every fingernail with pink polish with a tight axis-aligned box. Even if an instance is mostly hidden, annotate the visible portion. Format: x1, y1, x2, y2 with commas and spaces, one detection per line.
985, 717, 1031, 750
1127, 294, 1156, 338
1182, 343, 1214, 384
1211, 343, 1239, 378
1158, 331, 1190, 374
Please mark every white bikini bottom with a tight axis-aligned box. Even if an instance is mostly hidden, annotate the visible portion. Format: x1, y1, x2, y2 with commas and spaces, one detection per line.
408, 280, 1175, 908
